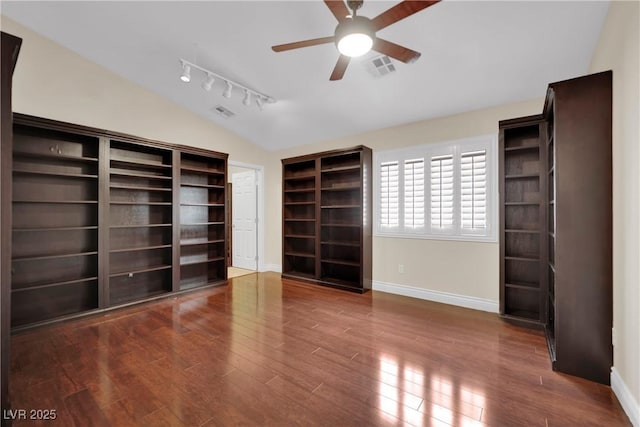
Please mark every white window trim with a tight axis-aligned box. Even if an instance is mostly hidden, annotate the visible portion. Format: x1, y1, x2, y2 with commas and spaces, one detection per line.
373, 135, 498, 243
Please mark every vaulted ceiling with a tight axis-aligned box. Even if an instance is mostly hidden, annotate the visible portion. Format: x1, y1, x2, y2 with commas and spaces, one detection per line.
2, 1, 609, 150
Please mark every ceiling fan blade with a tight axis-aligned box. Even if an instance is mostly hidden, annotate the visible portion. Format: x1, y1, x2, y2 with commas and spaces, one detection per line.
372, 38, 421, 63
324, 0, 351, 22
371, 1, 440, 31
272, 36, 334, 52
330, 55, 350, 81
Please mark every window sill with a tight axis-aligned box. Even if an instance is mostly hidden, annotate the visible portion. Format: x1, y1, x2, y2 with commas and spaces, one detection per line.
374, 232, 498, 243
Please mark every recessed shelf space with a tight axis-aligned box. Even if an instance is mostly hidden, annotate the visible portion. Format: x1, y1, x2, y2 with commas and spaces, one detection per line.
109, 268, 172, 306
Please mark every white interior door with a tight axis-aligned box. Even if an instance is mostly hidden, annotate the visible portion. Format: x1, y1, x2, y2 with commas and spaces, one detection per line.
232, 170, 257, 270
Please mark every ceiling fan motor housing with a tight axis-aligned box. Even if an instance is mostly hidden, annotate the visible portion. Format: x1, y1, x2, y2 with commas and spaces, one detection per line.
334, 15, 376, 48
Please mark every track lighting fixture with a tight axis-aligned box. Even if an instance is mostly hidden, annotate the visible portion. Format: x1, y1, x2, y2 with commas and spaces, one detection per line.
243, 90, 251, 107
202, 74, 215, 91
223, 81, 233, 99
180, 62, 191, 83
178, 59, 275, 109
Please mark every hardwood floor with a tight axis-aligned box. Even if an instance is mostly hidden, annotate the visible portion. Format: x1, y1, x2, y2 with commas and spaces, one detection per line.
9, 272, 630, 426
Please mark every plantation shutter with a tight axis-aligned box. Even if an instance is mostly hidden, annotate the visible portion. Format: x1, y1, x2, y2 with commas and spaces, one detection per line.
380, 161, 399, 229
404, 159, 425, 229
460, 150, 487, 231
430, 155, 454, 230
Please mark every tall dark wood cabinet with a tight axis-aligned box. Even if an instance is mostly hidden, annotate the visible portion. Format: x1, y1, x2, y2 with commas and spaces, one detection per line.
1, 31, 22, 427
282, 146, 372, 293
7, 114, 228, 330
544, 71, 612, 384
499, 71, 612, 384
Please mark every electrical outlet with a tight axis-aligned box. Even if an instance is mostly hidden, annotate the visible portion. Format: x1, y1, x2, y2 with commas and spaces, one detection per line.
398, 264, 404, 274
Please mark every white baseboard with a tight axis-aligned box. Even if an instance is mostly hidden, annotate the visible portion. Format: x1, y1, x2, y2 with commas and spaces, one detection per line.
260, 263, 282, 273
611, 367, 640, 426
372, 280, 499, 313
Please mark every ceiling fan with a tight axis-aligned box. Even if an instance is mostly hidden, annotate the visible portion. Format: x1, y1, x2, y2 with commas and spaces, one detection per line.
272, 0, 440, 81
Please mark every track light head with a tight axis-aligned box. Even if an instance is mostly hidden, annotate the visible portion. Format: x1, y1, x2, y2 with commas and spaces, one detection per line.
243, 90, 251, 107
180, 63, 191, 83
202, 74, 215, 91
255, 97, 264, 110
223, 81, 233, 98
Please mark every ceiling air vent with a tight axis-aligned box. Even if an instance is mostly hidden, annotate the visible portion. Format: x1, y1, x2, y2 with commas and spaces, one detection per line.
212, 105, 235, 119
367, 55, 396, 78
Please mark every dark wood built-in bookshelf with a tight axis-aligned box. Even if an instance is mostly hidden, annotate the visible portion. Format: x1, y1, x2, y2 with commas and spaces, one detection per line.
282, 146, 372, 293
499, 117, 547, 327
6, 114, 228, 330
499, 71, 612, 385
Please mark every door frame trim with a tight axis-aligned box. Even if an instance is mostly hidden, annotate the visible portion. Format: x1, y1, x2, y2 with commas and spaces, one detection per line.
229, 161, 264, 272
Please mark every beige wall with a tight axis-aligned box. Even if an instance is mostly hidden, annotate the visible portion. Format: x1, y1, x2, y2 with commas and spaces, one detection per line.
589, 0, 640, 414
0, 17, 269, 172
270, 98, 543, 302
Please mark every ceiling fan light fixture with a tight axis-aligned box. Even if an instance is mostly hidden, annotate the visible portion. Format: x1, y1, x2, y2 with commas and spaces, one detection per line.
335, 16, 375, 58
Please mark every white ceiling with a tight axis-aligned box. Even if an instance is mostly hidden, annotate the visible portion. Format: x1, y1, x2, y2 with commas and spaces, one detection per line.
2, 1, 609, 151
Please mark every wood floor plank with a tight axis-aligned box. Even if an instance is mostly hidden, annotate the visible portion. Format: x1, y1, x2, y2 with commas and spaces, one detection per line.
9, 272, 631, 426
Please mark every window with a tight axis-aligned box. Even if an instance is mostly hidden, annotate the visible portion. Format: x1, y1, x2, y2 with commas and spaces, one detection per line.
374, 135, 497, 241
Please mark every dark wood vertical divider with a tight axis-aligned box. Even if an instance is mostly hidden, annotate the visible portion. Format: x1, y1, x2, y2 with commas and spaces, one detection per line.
5, 114, 228, 331
1, 31, 22, 426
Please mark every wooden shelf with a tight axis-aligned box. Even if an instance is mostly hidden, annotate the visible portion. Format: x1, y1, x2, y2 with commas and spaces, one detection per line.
181, 165, 224, 174
321, 185, 361, 191
110, 264, 172, 278
504, 145, 539, 152
504, 256, 540, 262
284, 188, 315, 193
13, 200, 98, 204
109, 244, 171, 254
180, 257, 225, 267
505, 202, 539, 206
12, 251, 97, 262
109, 223, 172, 229
13, 169, 97, 179
284, 174, 315, 181
14, 151, 98, 163
180, 239, 225, 246
110, 170, 171, 180
320, 205, 360, 209
13, 226, 98, 232
284, 252, 315, 259
110, 184, 172, 192
284, 234, 315, 239
321, 258, 359, 267
284, 218, 316, 222
180, 221, 224, 226
180, 203, 224, 207
284, 202, 315, 206
504, 173, 539, 180
505, 282, 540, 291
321, 165, 360, 173
505, 229, 540, 234
321, 223, 360, 227
12, 276, 97, 293
110, 157, 172, 169
321, 241, 359, 247
180, 183, 225, 189
110, 201, 171, 206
